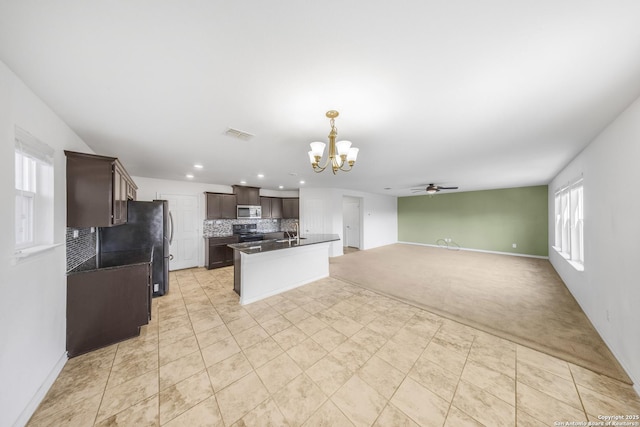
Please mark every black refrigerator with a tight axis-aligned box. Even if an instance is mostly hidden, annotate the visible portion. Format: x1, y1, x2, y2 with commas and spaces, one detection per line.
99, 200, 171, 296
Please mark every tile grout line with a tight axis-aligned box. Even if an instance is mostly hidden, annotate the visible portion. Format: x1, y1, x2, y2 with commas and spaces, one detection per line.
156, 283, 162, 426
92, 330, 120, 426
370, 314, 445, 427
515, 344, 519, 427
568, 364, 590, 422
442, 332, 477, 426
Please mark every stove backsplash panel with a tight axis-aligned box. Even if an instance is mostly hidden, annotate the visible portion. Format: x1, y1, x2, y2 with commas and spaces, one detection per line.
203, 218, 299, 237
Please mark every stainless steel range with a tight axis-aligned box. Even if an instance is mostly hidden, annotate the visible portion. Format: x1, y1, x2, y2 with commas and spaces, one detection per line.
232, 223, 264, 243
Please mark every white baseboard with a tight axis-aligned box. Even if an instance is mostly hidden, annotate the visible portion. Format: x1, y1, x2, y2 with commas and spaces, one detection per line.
397, 241, 549, 259
13, 352, 67, 427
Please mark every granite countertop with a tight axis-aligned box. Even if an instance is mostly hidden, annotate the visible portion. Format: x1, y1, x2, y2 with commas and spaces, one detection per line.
204, 231, 291, 239
228, 234, 340, 255
68, 248, 153, 274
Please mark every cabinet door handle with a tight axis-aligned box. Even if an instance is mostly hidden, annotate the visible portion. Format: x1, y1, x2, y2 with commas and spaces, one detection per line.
168, 211, 174, 245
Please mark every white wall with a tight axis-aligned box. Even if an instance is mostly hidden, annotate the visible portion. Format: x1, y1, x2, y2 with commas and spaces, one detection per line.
549, 95, 640, 394
300, 187, 398, 257
0, 61, 95, 427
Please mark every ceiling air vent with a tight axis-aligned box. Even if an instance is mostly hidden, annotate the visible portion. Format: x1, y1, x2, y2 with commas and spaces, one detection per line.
224, 127, 254, 141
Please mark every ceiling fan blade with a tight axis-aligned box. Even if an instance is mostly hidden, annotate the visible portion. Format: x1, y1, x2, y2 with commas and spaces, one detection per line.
439, 186, 458, 190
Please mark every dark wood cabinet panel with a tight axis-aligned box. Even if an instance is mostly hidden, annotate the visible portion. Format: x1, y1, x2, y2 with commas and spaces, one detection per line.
206, 193, 237, 219
233, 249, 241, 295
65, 150, 137, 227
233, 185, 260, 206
282, 198, 299, 219
206, 193, 220, 219
261, 197, 283, 219
260, 197, 271, 219
66, 263, 151, 357
113, 164, 128, 225
270, 198, 283, 219
205, 236, 239, 269
221, 194, 237, 218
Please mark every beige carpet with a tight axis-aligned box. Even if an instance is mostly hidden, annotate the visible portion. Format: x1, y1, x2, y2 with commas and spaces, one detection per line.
330, 243, 631, 384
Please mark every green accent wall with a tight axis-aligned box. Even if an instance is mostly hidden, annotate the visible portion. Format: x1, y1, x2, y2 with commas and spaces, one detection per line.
398, 185, 548, 256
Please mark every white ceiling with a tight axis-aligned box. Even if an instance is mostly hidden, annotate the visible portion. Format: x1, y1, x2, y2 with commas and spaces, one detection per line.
2, 1, 640, 196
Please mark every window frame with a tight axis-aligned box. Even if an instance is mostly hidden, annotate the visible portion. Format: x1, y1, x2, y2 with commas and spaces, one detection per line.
14, 126, 55, 255
553, 177, 584, 270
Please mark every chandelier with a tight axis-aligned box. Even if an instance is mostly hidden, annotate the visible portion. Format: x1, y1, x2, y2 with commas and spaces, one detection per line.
308, 110, 359, 174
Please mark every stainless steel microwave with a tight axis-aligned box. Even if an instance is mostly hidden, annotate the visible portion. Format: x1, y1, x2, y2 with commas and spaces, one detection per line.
237, 205, 262, 219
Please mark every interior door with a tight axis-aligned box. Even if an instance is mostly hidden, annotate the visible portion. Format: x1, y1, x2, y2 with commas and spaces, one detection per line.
159, 194, 199, 270
342, 197, 361, 248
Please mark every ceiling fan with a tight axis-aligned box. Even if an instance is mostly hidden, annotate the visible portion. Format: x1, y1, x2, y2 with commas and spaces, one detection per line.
411, 183, 459, 194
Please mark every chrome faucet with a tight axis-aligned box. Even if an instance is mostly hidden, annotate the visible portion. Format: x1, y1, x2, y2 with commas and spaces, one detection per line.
284, 221, 300, 244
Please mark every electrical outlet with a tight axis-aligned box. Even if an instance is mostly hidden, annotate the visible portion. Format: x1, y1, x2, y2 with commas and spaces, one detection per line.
512, 243, 517, 248
73, 230, 79, 238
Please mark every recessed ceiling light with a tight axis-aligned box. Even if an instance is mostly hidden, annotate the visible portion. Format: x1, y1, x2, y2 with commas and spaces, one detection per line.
257, 174, 264, 178
194, 164, 203, 169
299, 180, 305, 185
186, 174, 194, 179
240, 180, 247, 185
278, 185, 284, 189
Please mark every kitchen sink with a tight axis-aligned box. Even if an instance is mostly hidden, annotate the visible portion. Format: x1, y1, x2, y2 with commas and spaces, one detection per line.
275, 237, 307, 243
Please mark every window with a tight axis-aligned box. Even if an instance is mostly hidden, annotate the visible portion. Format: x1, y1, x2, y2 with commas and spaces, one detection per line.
554, 178, 584, 268
14, 126, 54, 252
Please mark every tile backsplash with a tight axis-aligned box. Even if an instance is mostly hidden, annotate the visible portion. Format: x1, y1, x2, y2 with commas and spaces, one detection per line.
203, 218, 299, 237
66, 227, 97, 272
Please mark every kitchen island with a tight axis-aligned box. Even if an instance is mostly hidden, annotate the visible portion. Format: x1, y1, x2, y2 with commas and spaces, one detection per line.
229, 234, 340, 305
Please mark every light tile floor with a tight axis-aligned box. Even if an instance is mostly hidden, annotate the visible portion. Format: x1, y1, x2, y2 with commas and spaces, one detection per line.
28, 267, 640, 426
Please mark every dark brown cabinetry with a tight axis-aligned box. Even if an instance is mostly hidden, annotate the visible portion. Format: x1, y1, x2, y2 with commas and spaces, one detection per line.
282, 198, 300, 219
260, 197, 283, 219
65, 150, 137, 227
205, 193, 237, 219
233, 185, 260, 206
205, 236, 239, 269
66, 263, 151, 357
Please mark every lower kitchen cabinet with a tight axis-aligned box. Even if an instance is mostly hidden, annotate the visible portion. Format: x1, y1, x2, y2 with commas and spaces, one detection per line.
205, 236, 239, 269
66, 263, 151, 357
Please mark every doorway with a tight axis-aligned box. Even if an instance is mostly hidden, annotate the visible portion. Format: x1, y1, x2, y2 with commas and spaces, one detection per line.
159, 193, 199, 270
342, 196, 361, 251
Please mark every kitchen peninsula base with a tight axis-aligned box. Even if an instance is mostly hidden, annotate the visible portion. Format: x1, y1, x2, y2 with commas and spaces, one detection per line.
230, 235, 340, 305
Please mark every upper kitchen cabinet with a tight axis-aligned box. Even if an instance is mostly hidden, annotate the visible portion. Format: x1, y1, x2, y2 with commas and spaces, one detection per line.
65, 150, 137, 227
282, 198, 299, 219
260, 197, 283, 219
233, 185, 260, 206
206, 192, 237, 219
